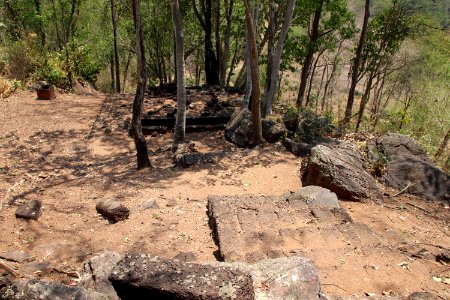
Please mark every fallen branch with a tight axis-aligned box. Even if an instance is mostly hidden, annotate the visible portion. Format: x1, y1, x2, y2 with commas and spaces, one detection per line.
388, 182, 413, 198
405, 202, 431, 214
321, 283, 348, 292
0, 260, 19, 277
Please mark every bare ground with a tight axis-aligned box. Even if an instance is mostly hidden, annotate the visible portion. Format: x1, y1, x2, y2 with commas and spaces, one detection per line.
0, 90, 449, 298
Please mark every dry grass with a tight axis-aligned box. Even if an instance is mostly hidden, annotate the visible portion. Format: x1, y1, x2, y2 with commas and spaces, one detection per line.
0, 77, 14, 99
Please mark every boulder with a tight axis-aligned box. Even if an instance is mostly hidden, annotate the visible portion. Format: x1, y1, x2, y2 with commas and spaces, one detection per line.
382, 155, 449, 203
109, 254, 322, 300
301, 143, 382, 202
95, 199, 130, 223
109, 254, 255, 299
282, 109, 299, 132
224, 108, 255, 147
261, 119, 289, 143
78, 251, 124, 300
0, 279, 108, 300
368, 133, 430, 165
283, 186, 340, 209
15, 200, 42, 221
283, 137, 340, 157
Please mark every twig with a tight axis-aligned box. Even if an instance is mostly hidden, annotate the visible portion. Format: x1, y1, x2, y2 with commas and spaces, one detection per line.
388, 182, 413, 198
417, 242, 446, 250
405, 202, 431, 214
0, 260, 19, 277
321, 283, 348, 292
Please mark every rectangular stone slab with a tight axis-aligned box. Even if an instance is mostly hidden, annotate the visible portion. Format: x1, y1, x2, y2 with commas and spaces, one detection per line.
208, 194, 378, 263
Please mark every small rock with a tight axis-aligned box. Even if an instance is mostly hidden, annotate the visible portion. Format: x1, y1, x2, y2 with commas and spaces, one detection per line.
166, 198, 178, 207
0, 250, 35, 263
96, 199, 130, 223
141, 200, 159, 210
15, 200, 42, 220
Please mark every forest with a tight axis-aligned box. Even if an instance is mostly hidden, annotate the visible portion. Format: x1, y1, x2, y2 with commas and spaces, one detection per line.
0, 0, 448, 168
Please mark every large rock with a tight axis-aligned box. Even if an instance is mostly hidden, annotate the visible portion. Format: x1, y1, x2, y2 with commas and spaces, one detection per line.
0, 279, 108, 300
368, 133, 430, 164
261, 119, 289, 143
301, 143, 382, 202
224, 108, 255, 148
109, 253, 255, 299
78, 251, 124, 300
383, 155, 449, 203
109, 254, 322, 300
296, 110, 334, 143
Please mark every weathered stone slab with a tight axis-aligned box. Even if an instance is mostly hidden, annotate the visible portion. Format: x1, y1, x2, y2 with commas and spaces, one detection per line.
15, 200, 41, 220
109, 254, 255, 300
0, 279, 108, 300
301, 143, 382, 202
109, 254, 322, 300
0, 250, 34, 263
96, 199, 129, 223
207, 194, 361, 263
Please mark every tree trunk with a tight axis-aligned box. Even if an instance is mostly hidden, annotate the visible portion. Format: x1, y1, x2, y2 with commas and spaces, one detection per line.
243, 5, 259, 109
171, 0, 187, 145
110, 54, 115, 92
435, 128, 450, 162
221, 0, 234, 87
110, 0, 121, 92
296, 2, 323, 108
262, 0, 295, 117
243, 0, 264, 144
355, 71, 375, 132
131, 0, 151, 169
342, 0, 370, 131
306, 49, 324, 107
321, 41, 343, 112
214, 0, 222, 87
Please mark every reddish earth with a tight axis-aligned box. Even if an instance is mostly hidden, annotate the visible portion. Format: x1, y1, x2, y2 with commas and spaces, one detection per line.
0, 90, 449, 298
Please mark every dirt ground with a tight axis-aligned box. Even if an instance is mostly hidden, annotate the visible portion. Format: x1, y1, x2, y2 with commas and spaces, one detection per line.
0, 90, 449, 298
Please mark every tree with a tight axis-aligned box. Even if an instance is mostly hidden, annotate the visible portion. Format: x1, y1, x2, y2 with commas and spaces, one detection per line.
193, 0, 220, 86
341, 0, 370, 131
243, 0, 264, 144
170, 0, 187, 145
110, 0, 121, 92
262, 0, 296, 116
131, 0, 151, 169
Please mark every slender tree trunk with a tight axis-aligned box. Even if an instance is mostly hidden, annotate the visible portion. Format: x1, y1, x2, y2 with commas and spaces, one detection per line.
243, 0, 264, 144
221, 0, 234, 87
33, 0, 46, 46
110, 54, 115, 92
306, 49, 324, 107
435, 128, 450, 162
243, 5, 259, 109
226, 33, 240, 87
355, 71, 375, 132
123, 48, 132, 92
110, 0, 121, 92
131, 0, 151, 169
342, 0, 370, 130
321, 41, 343, 112
262, 0, 295, 117
214, 0, 222, 87
171, 0, 187, 145
296, 2, 323, 108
